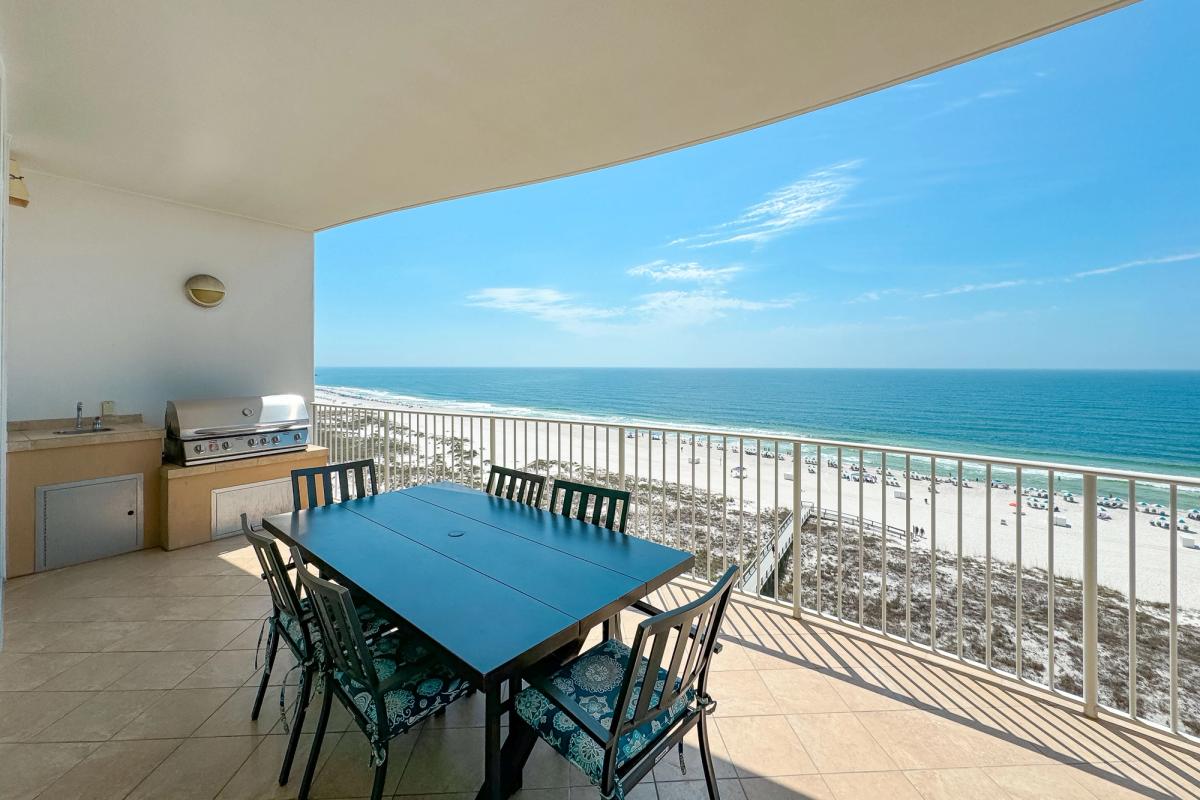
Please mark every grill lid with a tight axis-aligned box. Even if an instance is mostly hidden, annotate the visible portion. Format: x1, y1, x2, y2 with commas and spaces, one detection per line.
166, 394, 309, 440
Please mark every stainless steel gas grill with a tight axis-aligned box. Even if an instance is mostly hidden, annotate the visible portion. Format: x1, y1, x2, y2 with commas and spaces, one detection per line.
165, 394, 310, 466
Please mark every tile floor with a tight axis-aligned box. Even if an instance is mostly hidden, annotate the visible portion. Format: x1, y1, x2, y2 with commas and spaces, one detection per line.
2, 538, 1198, 799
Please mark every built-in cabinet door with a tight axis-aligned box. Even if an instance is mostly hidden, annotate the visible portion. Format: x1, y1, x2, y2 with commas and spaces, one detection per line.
36, 474, 143, 571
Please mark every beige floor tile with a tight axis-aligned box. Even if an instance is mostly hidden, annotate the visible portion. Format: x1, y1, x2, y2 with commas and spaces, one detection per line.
114, 687, 235, 739
225, 621, 273, 650
0, 651, 90, 691
903, 767, 1012, 800
216, 733, 337, 800
740, 774, 836, 800
983, 765, 1097, 800
823, 674, 915, 712
653, 721, 737, 782
36, 651, 151, 691
106, 649, 214, 689
0, 691, 92, 742
708, 639, 757, 672
518, 739, 574, 789
656, 779, 744, 800
310, 729, 414, 799
854, 710, 985, 770
568, 783, 657, 800
706, 670, 781, 717
179, 649, 262, 689
163, 620, 256, 651
0, 741, 98, 800
40, 621, 147, 653
101, 621, 187, 652
785, 713, 897, 773
195, 685, 285, 737
209, 594, 273, 621
821, 771, 922, 800
126, 735, 259, 800
1067, 761, 1199, 800
715, 716, 816, 779
35, 690, 165, 742
37, 738, 182, 800
395, 726, 484, 794
759, 670, 850, 714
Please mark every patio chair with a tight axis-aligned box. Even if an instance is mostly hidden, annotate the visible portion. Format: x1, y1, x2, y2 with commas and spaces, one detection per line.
485, 464, 547, 507
549, 479, 632, 639
291, 547, 474, 800
241, 515, 394, 786
549, 478, 630, 532
291, 458, 378, 509
513, 565, 739, 800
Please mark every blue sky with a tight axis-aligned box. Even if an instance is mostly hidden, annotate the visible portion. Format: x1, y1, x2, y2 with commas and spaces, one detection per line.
316, 0, 1198, 369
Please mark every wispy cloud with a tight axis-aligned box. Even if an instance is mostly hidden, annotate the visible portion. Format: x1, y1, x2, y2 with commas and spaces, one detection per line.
670, 160, 861, 248
847, 288, 904, 304
1070, 251, 1200, 278
923, 86, 1018, 119
903, 250, 1200, 301
467, 286, 796, 334
626, 260, 742, 284
466, 288, 619, 324
922, 278, 1031, 299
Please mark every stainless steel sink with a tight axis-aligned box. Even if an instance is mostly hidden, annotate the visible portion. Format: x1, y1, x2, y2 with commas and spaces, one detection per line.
54, 427, 114, 435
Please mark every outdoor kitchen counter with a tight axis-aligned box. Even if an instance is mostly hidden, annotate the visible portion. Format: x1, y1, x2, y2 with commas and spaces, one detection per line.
7, 420, 165, 453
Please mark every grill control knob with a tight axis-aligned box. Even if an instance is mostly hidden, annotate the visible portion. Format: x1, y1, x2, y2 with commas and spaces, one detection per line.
193, 444, 203, 454
259, 437, 267, 445
221, 441, 230, 450
247, 438, 256, 447
293, 433, 302, 442
208, 442, 219, 452
271, 435, 280, 444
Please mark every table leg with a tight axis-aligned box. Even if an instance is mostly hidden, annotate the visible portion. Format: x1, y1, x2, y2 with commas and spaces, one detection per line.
478, 683, 503, 800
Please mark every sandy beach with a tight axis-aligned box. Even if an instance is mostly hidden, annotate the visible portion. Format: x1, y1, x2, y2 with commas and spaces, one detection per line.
315, 389, 1200, 609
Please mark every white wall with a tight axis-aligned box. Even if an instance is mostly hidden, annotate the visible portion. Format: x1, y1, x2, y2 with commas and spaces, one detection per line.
5, 172, 313, 422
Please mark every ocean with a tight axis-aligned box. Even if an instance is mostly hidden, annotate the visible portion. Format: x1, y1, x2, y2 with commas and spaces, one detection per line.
314, 367, 1200, 478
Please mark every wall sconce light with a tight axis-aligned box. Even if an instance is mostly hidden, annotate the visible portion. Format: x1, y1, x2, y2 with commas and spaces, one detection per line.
184, 274, 226, 307
8, 157, 29, 207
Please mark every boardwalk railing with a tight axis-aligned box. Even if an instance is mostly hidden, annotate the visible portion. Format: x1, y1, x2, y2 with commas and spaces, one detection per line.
311, 401, 1200, 742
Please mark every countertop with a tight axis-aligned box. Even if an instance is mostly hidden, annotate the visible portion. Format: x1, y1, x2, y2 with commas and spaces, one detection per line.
7, 421, 166, 453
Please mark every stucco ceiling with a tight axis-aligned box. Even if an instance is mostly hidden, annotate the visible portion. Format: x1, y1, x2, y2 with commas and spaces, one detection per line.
1, 0, 1133, 231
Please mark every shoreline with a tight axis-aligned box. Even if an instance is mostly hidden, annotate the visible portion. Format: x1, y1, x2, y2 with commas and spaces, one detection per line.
315, 384, 1200, 485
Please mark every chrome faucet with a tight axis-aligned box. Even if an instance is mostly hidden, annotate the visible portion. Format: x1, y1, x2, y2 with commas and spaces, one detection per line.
75, 401, 84, 431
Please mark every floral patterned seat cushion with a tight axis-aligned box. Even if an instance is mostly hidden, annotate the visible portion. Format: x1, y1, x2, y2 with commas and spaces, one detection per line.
334, 636, 473, 737
277, 598, 393, 663
514, 639, 695, 785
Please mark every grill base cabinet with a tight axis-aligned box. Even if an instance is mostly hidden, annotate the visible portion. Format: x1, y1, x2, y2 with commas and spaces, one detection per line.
160, 445, 328, 549
36, 474, 144, 571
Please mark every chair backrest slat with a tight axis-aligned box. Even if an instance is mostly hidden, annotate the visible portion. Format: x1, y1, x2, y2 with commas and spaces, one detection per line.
290, 547, 377, 686
613, 565, 738, 736
291, 459, 378, 510
485, 465, 546, 508
549, 479, 629, 533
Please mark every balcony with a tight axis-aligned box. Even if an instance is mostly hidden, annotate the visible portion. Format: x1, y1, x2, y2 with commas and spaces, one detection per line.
1, 522, 1197, 799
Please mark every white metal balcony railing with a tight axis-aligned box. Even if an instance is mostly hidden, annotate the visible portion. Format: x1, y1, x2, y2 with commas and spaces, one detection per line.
310, 401, 1200, 743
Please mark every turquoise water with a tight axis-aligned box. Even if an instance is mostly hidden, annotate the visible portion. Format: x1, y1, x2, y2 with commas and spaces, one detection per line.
315, 368, 1200, 478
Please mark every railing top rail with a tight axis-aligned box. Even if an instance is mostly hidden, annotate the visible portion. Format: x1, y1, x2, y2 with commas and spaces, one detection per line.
312, 401, 1200, 488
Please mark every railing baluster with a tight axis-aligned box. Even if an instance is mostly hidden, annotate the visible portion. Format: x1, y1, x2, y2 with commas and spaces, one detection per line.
837, 446, 843, 620
931, 455, 938, 649
1169, 483, 1179, 733
905, 453, 911, 642
957, 458, 964, 660
1082, 472, 1098, 718
1016, 465, 1023, 678
1128, 479, 1137, 719
1047, 469, 1056, 689
986, 463, 993, 670
881, 450, 888, 635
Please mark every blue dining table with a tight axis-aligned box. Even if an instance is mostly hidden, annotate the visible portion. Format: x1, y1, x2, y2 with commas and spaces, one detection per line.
262, 480, 694, 800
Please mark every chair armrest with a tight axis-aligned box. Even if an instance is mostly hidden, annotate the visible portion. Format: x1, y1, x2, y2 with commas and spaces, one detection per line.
534, 678, 613, 746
